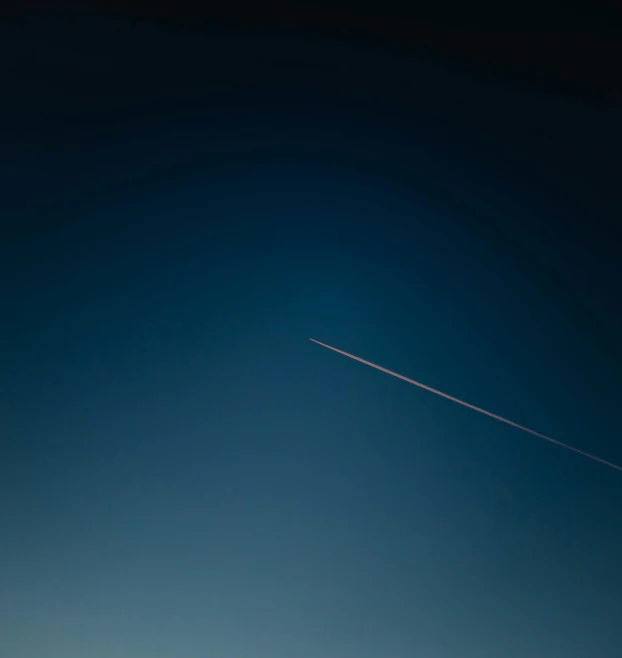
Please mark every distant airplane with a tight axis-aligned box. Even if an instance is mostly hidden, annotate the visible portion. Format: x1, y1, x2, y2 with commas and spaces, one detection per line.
310, 338, 622, 473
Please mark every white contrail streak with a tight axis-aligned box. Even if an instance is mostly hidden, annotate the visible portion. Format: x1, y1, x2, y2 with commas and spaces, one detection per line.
309, 338, 622, 473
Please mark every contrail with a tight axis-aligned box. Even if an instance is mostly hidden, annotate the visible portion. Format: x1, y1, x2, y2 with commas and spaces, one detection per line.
309, 338, 622, 473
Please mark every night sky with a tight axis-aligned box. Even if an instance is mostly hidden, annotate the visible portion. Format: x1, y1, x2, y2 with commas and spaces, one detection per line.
2, 10, 622, 658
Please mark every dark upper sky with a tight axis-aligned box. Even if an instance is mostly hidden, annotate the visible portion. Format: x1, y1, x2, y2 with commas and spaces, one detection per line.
2, 9, 622, 658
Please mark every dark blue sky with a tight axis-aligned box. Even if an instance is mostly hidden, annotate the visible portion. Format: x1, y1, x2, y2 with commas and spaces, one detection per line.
2, 16, 622, 658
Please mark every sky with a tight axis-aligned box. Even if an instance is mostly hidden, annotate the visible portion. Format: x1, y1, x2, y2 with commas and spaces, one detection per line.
2, 15, 622, 658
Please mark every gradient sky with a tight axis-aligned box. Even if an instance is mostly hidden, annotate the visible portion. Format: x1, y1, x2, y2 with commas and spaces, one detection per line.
2, 16, 622, 658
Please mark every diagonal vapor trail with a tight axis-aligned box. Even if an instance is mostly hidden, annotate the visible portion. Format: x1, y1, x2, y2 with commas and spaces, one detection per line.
309, 338, 622, 473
